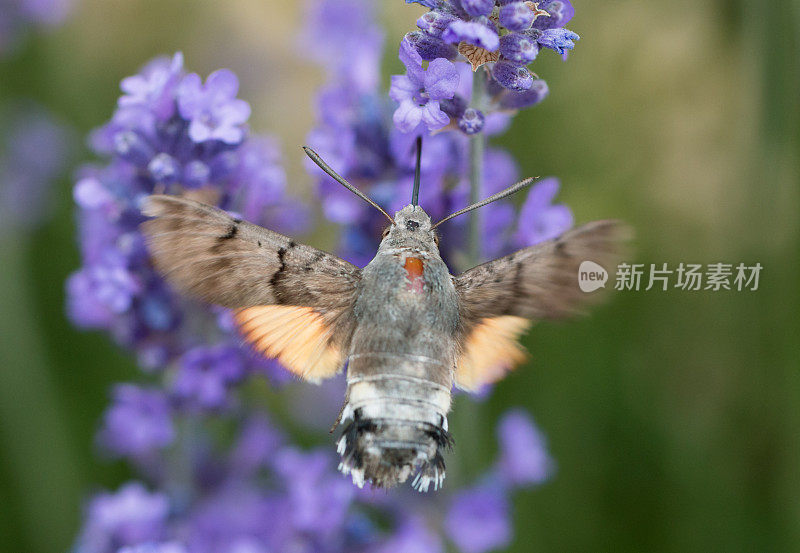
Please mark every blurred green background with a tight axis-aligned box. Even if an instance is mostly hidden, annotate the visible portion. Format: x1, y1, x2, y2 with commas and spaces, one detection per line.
1, 0, 798, 552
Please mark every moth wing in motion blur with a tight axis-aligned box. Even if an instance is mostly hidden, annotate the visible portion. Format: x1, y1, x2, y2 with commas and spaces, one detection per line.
454, 220, 629, 390
141, 194, 361, 381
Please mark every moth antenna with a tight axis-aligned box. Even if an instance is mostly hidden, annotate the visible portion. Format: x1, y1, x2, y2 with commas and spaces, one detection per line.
431, 177, 537, 230
411, 135, 422, 207
302, 146, 394, 224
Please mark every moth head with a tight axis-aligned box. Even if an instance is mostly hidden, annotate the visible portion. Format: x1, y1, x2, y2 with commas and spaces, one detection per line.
380, 205, 439, 251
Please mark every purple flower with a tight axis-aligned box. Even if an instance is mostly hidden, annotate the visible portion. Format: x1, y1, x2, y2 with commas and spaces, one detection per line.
531, 0, 575, 30
532, 27, 580, 55
492, 60, 534, 92
98, 385, 174, 458
458, 108, 485, 135
171, 345, 246, 411
442, 19, 500, 51
67, 251, 142, 327
17, 0, 73, 25
404, 30, 458, 61
118, 543, 188, 553
514, 177, 573, 245
0, 104, 72, 231
68, 53, 306, 376
497, 79, 549, 109
78, 482, 169, 553
416, 10, 457, 38
496, 409, 554, 486
373, 517, 443, 553
229, 415, 285, 474
461, 0, 495, 17
499, 32, 539, 64
120, 53, 184, 121
390, 39, 459, 133
499, 2, 535, 32
0, 0, 73, 56
445, 485, 511, 553
272, 448, 355, 535
177, 69, 251, 144
300, 0, 384, 92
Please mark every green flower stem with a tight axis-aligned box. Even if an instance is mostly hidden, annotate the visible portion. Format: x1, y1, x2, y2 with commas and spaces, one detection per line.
467, 66, 488, 268
451, 66, 490, 484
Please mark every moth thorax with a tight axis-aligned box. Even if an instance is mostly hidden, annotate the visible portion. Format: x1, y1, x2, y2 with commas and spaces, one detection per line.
337, 374, 452, 492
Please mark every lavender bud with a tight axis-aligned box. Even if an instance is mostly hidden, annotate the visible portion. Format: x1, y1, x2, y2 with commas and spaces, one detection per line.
183, 160, 210, 188
499, 2, 535, 32
416, 10, 457, 38
492, 60, 534, 91
532, 0, 575, 30
458, 108, 485, 134
498, 79, 549, 109
440, 95, 468, 118
536, 28, 580, 55
499, 32, 538, 64
460, 0, 495, 17
405, 31, 458, 61
147, 153, 180, 183
113, 131, 154, 166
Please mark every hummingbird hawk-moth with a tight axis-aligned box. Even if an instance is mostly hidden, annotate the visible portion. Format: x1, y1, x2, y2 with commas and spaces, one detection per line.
141, 138, 626, 492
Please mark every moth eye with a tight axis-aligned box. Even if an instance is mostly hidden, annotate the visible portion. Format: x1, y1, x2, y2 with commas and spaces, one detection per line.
433, 233, 440, 247
381, 227, 390, 238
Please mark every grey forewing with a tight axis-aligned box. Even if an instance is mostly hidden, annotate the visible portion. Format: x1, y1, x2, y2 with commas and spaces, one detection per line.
141, 194, 361, 349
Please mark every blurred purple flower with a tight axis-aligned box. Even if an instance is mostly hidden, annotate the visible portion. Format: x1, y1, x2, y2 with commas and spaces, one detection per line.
229, 415, 285, 474
120, 53, 184, 121
300, 0, 384, 92
0, 0, 73, 56
514, 177, 574, 246
177, 69, 251, 144
98, 385, 175, 458
0, 105, 72, 231
272, 448, 355, 535
171, 345, 246, 411
67, 52, 307, 376
117, 543, 188, 553
78, 483, 169, 553
497, 79, 549, 110
373, 517, 443, 553
445, 485, 511, 553
390, 39, 459, 133
496, 408, 554, 486
67, 250, 142, 328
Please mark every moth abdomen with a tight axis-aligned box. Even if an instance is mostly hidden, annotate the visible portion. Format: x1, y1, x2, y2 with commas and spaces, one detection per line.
337, 369, 453, 492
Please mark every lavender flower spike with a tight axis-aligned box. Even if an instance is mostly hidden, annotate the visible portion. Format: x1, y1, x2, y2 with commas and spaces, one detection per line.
177, 69, 251, 144
390, 38, 459, 133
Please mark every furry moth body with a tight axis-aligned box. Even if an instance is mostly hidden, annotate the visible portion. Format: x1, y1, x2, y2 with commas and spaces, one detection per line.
141, 148, 627, 492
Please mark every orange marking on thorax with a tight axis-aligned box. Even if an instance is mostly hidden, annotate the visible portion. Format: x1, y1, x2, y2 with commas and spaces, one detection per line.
403, 256, 425, 293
